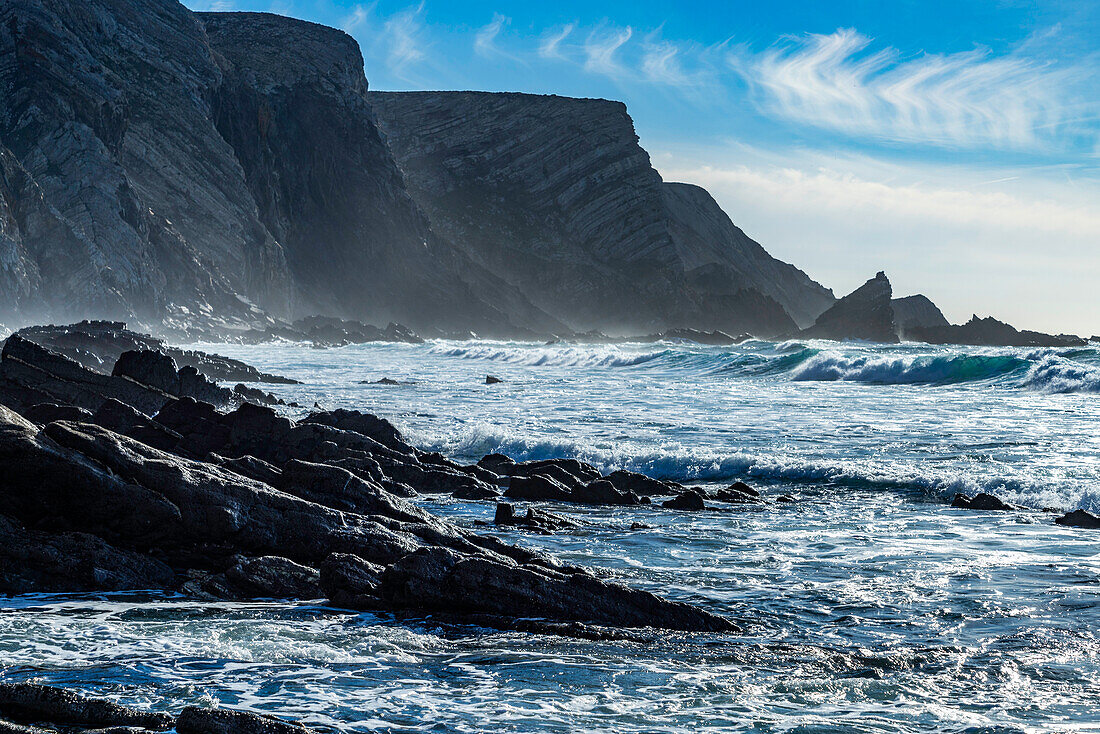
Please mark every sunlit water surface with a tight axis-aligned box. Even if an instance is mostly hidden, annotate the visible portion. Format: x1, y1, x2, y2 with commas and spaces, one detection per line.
4, 339, 1099, 732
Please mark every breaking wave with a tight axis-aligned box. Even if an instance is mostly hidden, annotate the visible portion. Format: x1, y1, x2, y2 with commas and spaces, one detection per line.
420, 423, 1099, 512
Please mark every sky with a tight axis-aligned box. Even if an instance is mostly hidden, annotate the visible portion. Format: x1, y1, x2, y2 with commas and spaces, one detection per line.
185, 0, 1100, 336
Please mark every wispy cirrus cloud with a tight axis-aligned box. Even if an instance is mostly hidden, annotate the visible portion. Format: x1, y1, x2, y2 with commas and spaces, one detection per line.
733, 28, 1097, 151
384, 3, 428, 72
583, 26, 633, 78
539, 24, 574, 60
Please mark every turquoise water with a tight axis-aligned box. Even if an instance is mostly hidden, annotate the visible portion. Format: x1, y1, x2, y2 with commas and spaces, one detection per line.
3, 339, 1100, 732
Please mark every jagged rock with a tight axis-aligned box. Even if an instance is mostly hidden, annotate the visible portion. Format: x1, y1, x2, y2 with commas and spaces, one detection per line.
801, 272, 898, 343
892, 295, 949, 338
485, 375, 502, 385
112, 351, 180, 394
16, 323, 298, 384
452, 485, 500, 501
494, 503, 577, 532
232, 384, 280, 406
223, 556, 323, 599
176, 707, 312, 734
504, 475, 574, 503
662, 492, 705, 511
909, 315, 1085, 348
379, 546, 736, 632
713, 483, 762, 503
177, 366, 233, 405
301, 409, 412, 454
572, 480, 642, 506
605, 469, 679, 496
1055, 509, 1100, 529
91, 399, 183, 452
477, 453, 515, 473
0, 335, 172, 415
952, 493, 1014, 511
211, 454, 283, 487
319, 553, 385, 609
20, 402, 93, 425
0, 514, 174, 594
0, 684, 172, 731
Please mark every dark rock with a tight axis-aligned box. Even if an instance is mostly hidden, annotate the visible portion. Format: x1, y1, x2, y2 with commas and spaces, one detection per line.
494, 503, 577, 533
892, 295, 949, 337
572, 479, 641, 506
452, 485, 500, 501
232, 384, 280, 406
477, 453, 515, 473
301, 409, 412, 454
485, 375, 502, 385
0, 684, 171, 731
380, 546, 737, 632
112, 351, 180, 394
662, 492, 705, 511
714, 482, 761, 503
176, 706, 312, 734
93, 399, 183, 452
909, 315, 1085, 348
370, 92, 833, 335
1055, 509, 1100, 529
604, 469, 679, 497
0, 335, 172, 415
211, 455, 283, 487
775, 495, 796, 503
177, 366, 234, 405
504, 475, 574, 503
319, 553, 386, 609
801, 272, 898, 343
952, 493, 1013, 511
0, 515, 174, 594
224, 556, 323, 599
629, 522, 651, 530
20, 402, 93, 425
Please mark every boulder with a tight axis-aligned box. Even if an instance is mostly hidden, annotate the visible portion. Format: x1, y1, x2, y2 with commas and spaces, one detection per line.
604, 469, 679, 496
223, 556, 323, 599
485, 375, 502, 385
177, 707, 313, 734
20, 403, 93, 425
572, 479, 642, 506
112, 350, 180, 394
301, 409, 413, 454
379, 546, 737, 632
504, 474, 574, 502
662, 492, 705, 511
1055, 509, 1100, 529
0, 684, 172, 731
952, 493, 1013, 511
494, 503, 577, 533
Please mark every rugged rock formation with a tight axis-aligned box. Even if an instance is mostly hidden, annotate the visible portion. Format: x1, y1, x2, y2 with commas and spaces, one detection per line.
369, 91, 833, 336
892, 295, 949, 337
801, 272, 898, 343
907, 315, 1086, 348
0, 329, 737, 634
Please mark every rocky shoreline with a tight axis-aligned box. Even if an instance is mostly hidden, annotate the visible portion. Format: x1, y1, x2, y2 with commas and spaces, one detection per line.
0, 322, 743, 635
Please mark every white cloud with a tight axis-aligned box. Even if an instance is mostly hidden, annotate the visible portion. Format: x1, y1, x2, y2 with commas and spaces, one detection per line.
539, 24, 574, 60
474, 13, 508, 58
641, 40, 688, 85
732, 28, 1097, 151
384, 3, 428, 73
583, 26, 633, 78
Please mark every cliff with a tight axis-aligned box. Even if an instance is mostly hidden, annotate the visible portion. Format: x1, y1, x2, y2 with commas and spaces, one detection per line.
892, 295, 949, 338
369, 91, 834, 336
2, 1, 832, 338
802, 272, 898, 343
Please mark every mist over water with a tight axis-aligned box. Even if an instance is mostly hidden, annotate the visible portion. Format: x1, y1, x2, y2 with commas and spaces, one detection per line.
4, 339, 1100, 732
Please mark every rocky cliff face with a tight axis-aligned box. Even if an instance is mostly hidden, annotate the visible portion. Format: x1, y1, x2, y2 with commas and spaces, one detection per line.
0, 0, 291, 326
802, 272, 898, 343
370, 91, 833, 336
892, 295, 949, 337
1, 1, 833, 338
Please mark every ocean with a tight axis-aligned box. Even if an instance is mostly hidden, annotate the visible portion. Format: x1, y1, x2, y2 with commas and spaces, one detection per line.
3, 338, 1099, 732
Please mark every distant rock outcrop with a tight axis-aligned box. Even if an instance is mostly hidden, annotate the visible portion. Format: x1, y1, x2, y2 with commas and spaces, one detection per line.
369, 91, 834, 336
892, 295, 949, 337
908, 315, 1085, 348
801, 272, 898, 343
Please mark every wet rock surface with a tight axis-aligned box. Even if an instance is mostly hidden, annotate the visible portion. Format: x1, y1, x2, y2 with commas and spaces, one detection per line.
0, 330, 738, 634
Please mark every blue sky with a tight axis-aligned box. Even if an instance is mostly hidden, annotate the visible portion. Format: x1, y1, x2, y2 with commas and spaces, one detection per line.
187, 0, 1100, 335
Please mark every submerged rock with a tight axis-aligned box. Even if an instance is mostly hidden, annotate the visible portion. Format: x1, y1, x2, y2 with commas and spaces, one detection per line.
952, 493, 1014, 511
485, 375, 502, 385
0, 684, 172, 731
1055, 509, 1100, 529
177, 707, 312, 734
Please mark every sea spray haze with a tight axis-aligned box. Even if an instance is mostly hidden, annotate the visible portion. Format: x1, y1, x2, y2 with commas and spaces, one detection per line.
2, 337, 1099, 731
